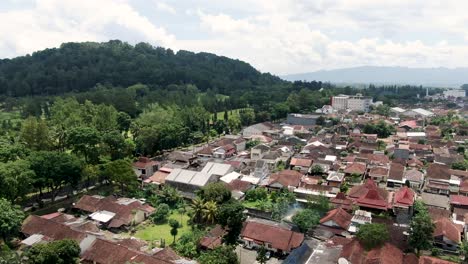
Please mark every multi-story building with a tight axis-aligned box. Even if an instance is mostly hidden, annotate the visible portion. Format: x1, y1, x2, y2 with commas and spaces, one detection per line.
331, 95, 349, 110
443, 89, 465, 98
331, 94, 373, 112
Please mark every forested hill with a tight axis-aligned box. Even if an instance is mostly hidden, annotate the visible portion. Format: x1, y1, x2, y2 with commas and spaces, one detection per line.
0, 40, 283, 97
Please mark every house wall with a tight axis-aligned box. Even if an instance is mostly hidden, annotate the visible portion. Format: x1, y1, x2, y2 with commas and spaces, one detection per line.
235, 141, 246, 152
251, 149, 263, 160
131, 210, 146, 225
322, 220, 341, 229
328, 181, 341, 187
434, 236, 459, 252
241, 238, 279, 253
243, 127, 262, 138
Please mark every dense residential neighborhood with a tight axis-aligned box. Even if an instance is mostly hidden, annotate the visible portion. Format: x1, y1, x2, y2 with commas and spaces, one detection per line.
0, 86, 464, 264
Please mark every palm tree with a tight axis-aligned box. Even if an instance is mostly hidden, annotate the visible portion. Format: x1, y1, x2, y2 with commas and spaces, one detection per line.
191, 197, 205, 223
202, 201, 218, 224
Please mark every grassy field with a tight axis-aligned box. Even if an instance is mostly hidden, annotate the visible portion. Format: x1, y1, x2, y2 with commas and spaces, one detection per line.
135, 210, 191, 244
215, 108, 253, 121
242, 200, 273, 212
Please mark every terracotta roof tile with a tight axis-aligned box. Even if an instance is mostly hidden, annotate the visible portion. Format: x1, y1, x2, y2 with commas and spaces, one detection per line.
319, 208, 352, 230
433, 218, 461, 243
74, 195, 155, 228
240, 220, 304, 252
344, 162, 367, 174
290, 158, 313, 167
388, 162, 405, 181
268, 170, 303, 188
340, 239, 364, 264
21, 215, 87, 242
81, 238, 174, 264
330, 192, 353, 211
227, 179, 252, 192
365, 243, 403, 264
427, 163, 451, 181
393, 186, 415, 207
419, 256, 457, 264
450, 195, 468, 206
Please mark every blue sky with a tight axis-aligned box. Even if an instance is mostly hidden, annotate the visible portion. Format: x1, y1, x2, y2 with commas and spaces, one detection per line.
1, 0, 468, 74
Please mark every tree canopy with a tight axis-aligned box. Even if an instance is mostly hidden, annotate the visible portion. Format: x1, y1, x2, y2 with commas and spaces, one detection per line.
24, 239, 80, 264
292, 209, 321, 232
356, 223, 389, 250
0, 198, 24, 242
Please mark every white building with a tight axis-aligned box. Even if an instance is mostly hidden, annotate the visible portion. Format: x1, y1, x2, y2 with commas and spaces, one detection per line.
331, 95, 349, 111
443, 89, 465, 99
331, 94, 373, 112
404, 108, 434, 118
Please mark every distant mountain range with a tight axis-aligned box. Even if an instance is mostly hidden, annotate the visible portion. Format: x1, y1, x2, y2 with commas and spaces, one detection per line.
282, 66, 468, 87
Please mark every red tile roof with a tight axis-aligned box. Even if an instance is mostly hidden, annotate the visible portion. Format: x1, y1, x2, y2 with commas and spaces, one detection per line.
240, 220, 304, 252
407, 158, 424, 168
40, 212, 62, 220
340, 239, 365, 264
81, 238, 174, 264
349, 179, 391, 210
450, 195, 468, 206
199, 225, 226, 249
319, 208, 352, 230
357, 189, 391, 210
349, 179, 388, 200
147, 169, 171, 184
368, 166, 389, 177
22, 215, 86, 242
419, 256, 457, 264
427, 207, 451, 222
433, 218, 461, 243
330, 192, 354, 211
227, 179, 252, 192
460, 179, 468, 193
365, 243, 403, 264
290, 157, 313, 167
268, 170, 303, 188
388, 162, 405, 181
404, 253, 419, 264
366, 154, 390, 165
393, 186, 415, 207
197, 146, 213, 155
344, 162, 367, 175
409, 144, 431, 151
133, 157, 158, 169
427, 163, 451, 181
74, 195, 155, 228
399, 120, 418, 129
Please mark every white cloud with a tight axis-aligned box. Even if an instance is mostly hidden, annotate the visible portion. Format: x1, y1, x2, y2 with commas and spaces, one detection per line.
155, 1, 176, 15
175, 0, 468, 74
2, 0, 468, 74
0, 0, 176, 58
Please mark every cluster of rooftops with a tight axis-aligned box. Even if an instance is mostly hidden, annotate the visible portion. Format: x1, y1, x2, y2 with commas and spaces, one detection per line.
20, 99, 468, 263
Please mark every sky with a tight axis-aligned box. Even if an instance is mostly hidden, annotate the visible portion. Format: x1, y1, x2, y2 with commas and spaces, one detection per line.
1, 0, 468, 75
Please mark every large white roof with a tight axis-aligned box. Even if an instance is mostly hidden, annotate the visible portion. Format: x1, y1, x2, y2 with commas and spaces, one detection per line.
220, 171, 242, 183
21, 234, 46, 246
166, 168, 212, 187
90, 210, 115, 223
406, 132, 426, 137
201, 162, 233, 176
391, 107, 406, 113
410, 108, 434, 116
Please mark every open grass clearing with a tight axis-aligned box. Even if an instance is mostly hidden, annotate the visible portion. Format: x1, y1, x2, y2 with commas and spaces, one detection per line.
134, 210, 191, 244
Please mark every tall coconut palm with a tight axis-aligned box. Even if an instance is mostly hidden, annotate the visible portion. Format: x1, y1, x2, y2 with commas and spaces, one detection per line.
202, 200, 218, 224
191, 197, 205, 223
